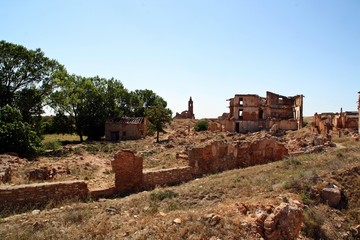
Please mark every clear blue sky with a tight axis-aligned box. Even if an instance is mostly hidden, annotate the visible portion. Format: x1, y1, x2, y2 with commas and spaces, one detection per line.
1, 0, 359, 118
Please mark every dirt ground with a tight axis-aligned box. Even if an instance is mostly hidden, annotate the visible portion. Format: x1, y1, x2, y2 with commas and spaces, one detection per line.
0, 119, 351, 190
1, 119, 360, 239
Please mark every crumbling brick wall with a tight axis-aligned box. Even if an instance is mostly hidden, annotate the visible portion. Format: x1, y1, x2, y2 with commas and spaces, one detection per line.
143, 166, 193, 190
0, 181, 88, 211
113, 138, 289, 191
188, 138, 289, 175
111, 150, 143, 193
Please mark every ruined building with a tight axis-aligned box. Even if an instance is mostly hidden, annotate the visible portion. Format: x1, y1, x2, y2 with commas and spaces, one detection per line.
105, 117, 149, 141
174, 97, 195, 119
223, 91, 303, 133
312, 110, 358, 135
312, 92, 360, 135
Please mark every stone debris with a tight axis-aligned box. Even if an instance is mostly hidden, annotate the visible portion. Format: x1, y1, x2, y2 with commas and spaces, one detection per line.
262, 202, 303, 240
32, 209, 41, 215
28, 167, 57, 181
320, 183, 342, 208
105, 206, 118, 215
173, 218, 182, 224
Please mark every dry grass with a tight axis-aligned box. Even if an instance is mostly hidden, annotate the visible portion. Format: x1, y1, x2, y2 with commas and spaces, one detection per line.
42, 134, 82, 144
1, 137, 359, 239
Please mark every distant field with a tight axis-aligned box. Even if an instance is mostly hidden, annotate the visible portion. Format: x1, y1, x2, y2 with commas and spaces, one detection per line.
42, 134, 82, 143
303, 116, 313, 123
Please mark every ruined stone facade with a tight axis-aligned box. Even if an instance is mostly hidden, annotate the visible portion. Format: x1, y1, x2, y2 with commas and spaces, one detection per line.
312, 110, 358, 135
223, 91, 303, 133
174, 97, 195, 119
105, 117, 149, 141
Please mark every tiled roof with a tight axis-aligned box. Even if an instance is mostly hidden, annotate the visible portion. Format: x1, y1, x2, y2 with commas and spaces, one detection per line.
107, 117, 145, 124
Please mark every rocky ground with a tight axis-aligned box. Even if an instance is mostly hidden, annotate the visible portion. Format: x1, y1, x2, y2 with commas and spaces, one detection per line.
0, 119, 359, 239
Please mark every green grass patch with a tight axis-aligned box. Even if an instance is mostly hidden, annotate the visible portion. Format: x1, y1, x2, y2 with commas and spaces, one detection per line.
43, 134, 81, 144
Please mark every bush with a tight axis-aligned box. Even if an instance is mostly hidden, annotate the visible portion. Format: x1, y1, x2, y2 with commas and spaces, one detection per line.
0, 106, 42, 157
302, 208, 326, 239
194, 120, 209, 132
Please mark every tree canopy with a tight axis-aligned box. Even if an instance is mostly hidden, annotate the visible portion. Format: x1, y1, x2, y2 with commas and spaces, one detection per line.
0, 40, 173, 155
145, 104, 172, 142
0, 40, 65, 126
0, 105, 42, 156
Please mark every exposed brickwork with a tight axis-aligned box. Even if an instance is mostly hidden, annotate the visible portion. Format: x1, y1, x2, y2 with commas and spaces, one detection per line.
1, 138, 290, 212
0, 180, 88, 211
224, 91, 303, 133
143, 166, 193, 190
111, 150, 143, 193
188, 139, 289, 175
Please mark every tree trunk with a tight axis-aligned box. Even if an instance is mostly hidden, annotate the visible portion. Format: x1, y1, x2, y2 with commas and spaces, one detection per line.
156, 130, 159, 143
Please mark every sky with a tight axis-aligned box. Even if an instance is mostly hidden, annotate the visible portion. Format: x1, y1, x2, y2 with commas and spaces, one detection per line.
1, 0, 359, 118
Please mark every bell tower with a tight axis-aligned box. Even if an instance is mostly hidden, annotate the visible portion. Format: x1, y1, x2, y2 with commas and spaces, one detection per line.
188, 97, 194, 119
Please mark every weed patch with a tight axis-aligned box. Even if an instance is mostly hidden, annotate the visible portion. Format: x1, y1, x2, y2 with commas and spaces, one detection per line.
150, 190, 178, 201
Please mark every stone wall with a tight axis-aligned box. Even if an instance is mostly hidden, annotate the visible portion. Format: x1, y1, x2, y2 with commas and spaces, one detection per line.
0, 180, 88, 211
188, 138, 289, 175
111, 139, 288, 191
1, 138, 290, 212
143, 166, 193, 190
112, 150, 143, 194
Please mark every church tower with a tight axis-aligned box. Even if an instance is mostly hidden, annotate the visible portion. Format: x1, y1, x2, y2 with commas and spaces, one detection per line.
188, 97, 194, 119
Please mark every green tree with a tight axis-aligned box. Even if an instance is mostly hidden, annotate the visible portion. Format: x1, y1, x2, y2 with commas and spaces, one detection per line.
128, 89, 167, 117
50, 75, 128, 141
194, 120, 209, 132
52, 112, 74, 134
145, 104, 172, 143
0, 106, 42, 157
0, 40, 65, 123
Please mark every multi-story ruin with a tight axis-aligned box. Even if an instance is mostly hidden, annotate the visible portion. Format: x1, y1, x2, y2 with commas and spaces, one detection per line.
223, 91, 303, 133
174, 96, 195, 119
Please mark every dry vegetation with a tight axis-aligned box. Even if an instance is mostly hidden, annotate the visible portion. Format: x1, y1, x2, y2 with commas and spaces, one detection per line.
0, 119, 359, 239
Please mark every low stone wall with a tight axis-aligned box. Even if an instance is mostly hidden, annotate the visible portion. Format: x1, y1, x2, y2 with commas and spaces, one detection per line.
0, 180, 88, 211
188, 138, 289, 175
89, 187, 115, 199
143, 166, 193, 190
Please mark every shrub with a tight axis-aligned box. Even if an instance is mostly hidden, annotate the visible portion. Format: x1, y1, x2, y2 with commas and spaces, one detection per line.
0, 106, 42, 157
194, 120, 209, 132
302, 208, 326, 239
